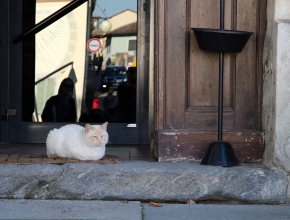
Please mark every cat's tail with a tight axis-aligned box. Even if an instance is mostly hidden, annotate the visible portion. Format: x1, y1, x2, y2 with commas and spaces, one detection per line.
46, 128, 63, 158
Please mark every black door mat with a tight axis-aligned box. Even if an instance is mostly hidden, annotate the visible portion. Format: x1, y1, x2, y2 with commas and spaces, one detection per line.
0, 154, 121, 165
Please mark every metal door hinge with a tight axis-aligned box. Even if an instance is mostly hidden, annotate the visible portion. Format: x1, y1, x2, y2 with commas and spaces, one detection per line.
1, 109, 17, 121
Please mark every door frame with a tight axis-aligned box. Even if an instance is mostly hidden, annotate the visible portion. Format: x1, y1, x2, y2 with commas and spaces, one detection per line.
0, 0, 150, 145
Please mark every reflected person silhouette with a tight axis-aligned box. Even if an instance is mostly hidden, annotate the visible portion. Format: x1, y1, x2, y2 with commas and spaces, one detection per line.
96, 50, 103, 75
41, 78, 77, 122
116, 66, 137, 123
103, 88, 117, 109
92, 91, 101, 109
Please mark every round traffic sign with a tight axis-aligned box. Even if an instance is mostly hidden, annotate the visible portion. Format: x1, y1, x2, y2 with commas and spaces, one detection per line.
87, 38, 101, 53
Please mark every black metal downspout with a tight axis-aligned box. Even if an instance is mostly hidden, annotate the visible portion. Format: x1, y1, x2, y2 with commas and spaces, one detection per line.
218, 0, 225, 142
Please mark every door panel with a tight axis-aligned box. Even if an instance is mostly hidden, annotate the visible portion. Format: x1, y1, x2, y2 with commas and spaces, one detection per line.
153, 0, 266, 161
186, 0, 260, 131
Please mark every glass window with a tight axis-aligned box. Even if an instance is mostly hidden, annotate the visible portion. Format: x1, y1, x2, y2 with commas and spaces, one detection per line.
27, 0, 137, 124
128, 39, 137, 51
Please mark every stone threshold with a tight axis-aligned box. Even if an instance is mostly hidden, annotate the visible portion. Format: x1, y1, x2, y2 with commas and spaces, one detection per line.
0, 161, 288, 204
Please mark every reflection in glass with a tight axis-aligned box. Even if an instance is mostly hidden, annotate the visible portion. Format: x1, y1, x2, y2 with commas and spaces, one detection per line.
41, 78, 77, 122
33, 1, 86, 122
81, 67, 136, 123
83, 2, 137, 124
31, 0, 137, 124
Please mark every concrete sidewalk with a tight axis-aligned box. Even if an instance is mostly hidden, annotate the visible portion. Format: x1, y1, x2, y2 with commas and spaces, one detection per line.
0, 200, 141, 220
143, 203, 290, 220
1, 199, 290, 220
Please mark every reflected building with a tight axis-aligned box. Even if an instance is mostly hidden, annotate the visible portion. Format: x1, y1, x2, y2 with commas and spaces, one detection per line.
34, 0, 88, 122
91, 9, 137, 70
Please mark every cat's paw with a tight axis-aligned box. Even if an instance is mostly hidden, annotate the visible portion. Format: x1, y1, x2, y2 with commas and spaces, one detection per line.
47, 153, 59, 159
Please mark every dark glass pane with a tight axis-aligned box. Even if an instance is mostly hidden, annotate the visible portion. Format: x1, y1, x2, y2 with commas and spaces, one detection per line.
128, 39, 137, 51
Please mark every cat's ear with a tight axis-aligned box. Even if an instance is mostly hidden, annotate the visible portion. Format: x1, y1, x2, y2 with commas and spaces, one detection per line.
100, 122, 108, 131
85, 123, 93, 133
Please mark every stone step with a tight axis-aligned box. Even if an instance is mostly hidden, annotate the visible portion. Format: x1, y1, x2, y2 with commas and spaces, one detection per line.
0, 161, 288, 204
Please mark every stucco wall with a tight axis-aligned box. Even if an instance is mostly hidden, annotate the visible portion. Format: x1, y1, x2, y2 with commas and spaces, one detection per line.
263, 0, 290, 175
109, 10, 137, 31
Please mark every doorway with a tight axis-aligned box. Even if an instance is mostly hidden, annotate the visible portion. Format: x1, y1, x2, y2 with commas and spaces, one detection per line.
0, 0, 150, 145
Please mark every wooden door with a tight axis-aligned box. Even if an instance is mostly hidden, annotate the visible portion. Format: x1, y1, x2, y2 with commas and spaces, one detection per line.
152, 0, 266, 162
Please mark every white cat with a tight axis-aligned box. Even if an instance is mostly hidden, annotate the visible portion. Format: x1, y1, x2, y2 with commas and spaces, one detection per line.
46, 122, 108, 160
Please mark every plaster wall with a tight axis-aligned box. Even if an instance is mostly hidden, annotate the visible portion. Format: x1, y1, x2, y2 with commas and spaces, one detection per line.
109, 10, 137, 31
107, 36, 137, 62
263, 0, 290, 180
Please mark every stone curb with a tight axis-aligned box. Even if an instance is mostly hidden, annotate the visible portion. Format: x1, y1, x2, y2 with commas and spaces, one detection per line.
0, 161, 287, 204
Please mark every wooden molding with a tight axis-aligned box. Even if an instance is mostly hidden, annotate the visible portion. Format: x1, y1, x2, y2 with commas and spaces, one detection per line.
152, 130, 265, 162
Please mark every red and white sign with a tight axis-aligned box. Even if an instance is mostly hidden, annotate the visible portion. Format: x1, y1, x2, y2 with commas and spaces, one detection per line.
87, 38, 101, 53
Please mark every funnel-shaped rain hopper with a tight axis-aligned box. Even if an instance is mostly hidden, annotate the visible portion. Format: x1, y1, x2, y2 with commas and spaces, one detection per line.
191, 0, 254, 167
191, 28, 253, 53
200, 142, 239, 167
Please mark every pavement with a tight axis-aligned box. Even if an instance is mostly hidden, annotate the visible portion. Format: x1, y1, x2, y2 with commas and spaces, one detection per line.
1, 199, 290, 220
